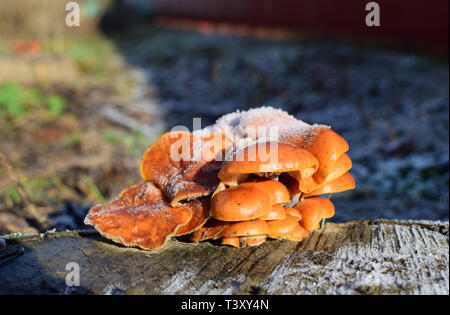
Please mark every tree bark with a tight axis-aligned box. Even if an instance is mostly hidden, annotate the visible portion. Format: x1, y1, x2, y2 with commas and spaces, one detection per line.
0, 220, 448, 295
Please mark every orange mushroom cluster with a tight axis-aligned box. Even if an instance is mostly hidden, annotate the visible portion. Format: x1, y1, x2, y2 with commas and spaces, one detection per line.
84, 107, 355, 250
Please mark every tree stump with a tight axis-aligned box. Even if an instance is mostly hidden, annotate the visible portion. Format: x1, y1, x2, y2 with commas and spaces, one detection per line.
0, 220, 448, 295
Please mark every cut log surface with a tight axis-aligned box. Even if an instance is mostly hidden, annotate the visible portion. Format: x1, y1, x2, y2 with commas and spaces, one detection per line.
0, 220, 448, 295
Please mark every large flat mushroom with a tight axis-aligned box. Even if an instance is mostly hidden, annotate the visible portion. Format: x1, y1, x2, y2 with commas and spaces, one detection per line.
140, 131, 223, 207
84, 182, 195, 250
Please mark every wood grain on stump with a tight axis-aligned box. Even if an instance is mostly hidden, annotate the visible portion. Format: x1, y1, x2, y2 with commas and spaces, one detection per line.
0, 220, 448, 295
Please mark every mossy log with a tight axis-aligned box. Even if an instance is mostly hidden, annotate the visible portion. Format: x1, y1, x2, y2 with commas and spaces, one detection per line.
0, 220, 448, 295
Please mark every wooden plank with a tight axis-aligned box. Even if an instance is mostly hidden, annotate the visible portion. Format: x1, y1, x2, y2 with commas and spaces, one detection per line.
0, 220, 448, 294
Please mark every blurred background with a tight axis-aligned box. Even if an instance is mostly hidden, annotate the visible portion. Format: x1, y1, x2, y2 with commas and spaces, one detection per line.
0, 0, 448, 234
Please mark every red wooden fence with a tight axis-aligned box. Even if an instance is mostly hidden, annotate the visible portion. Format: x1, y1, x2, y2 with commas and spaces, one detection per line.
149, 0, 449, 54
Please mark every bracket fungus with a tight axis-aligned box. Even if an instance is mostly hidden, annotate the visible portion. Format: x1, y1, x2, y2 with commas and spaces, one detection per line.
84, 106, 356, 250
84, 182, 194, 250
140, 131, 223, 207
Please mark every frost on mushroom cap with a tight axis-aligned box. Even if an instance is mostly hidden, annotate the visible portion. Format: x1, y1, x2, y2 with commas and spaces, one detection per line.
193, 110, 243, 151
203, 106, 313, 158
184, 107, 348, 191
208, 107, 351, 191
233, 106, 308, 140
211, 106, 309, 140
189, 107, 348, 188
84, 182, 193, 250
211, 182, 272, 221
140, 131, 222, 207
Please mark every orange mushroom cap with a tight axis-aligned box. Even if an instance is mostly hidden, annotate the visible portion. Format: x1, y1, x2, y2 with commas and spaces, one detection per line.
285, 207, 302, 220
281, 126, 349, 184
211, 182, 272, 221
284, 224, 308, 241
219, 142, 319, 186
174, 197, 211, 236
221, 219, 269, 237
295, 197, 335, 231
307, 129, 349, 183
260, 204, 288, 220
84, 182, 193, 250
299, 153, 352, 193
244, 235, 267, 246
303, 172, 355, 198
246, 178, 290, 205
221, 236, 240, 248
190, 218, 230, 241
267, 215, 301, 239
140, 131, 222, 207
140, 131, 191, 181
